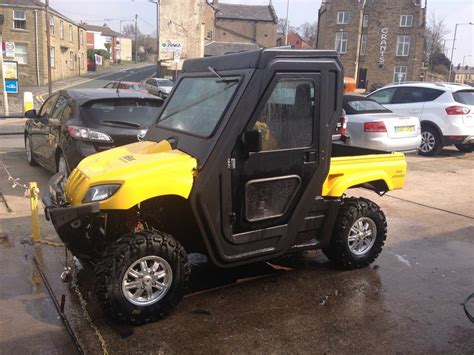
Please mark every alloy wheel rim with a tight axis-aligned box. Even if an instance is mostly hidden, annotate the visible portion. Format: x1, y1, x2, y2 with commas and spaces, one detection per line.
121, 255, 173, 306
348, 217, 377, 256
420, 131, 435, 153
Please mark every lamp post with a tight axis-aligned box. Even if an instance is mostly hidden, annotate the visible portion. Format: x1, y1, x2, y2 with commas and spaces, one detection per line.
462, 54, 472, 67
448, 22, 473, 82
285, 0, 290, 45
0, 14, 9, 116
149, 0, 161, 77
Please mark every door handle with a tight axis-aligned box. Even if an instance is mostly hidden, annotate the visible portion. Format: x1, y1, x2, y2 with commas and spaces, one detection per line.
304, 151, 317, 164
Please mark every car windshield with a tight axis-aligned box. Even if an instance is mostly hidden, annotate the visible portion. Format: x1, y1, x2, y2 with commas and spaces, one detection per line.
453, 90, 474, 105
157, 79, 173, 87
346, 100, 390, 112
157, 76, 239, 137
84, 99, 163, 126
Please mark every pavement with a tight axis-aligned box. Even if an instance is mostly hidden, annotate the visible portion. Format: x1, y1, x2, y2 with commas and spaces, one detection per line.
0, 62, 157, 117
0, 126, 473, 353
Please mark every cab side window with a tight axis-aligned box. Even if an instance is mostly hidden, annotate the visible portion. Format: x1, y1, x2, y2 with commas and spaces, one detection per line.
369, 88, 396, 104
52, 95, 69, 117
38, 94, 58, 118
253, 79, 315, 151
392, 87, 426, 104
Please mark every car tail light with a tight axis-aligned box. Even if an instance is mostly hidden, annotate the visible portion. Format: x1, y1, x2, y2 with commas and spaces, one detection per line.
364, 121, 387, 132
341, 115, 348, 136
68, 126, 113, 142
445, 105, 471, 115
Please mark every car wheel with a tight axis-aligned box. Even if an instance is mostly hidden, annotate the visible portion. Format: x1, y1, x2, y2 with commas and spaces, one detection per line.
419, 126, 442, 156
95, 230, 190, 324
158, 91, 164, 99
454, 144, 474, 153
323, 197, 387, 269
25, 135, 38, 166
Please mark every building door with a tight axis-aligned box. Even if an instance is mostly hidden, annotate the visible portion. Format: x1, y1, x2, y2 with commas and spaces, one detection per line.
357, 68, 367, 89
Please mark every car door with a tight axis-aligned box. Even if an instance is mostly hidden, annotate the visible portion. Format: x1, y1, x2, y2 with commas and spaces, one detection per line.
229, 74, 321, 246
30, 94, 59, 163
44, 95, 69, 170
388, 87, 425, 118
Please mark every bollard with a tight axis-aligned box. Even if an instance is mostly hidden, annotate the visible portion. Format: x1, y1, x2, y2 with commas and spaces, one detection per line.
29, 182, 41, 241
24, 91, 34, 113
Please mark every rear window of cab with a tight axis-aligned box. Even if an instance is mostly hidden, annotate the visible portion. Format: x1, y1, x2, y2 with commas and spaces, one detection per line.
453, 90, 474, 105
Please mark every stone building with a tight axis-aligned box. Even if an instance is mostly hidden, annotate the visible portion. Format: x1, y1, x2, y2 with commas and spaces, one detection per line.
0, 0, 87, 87
317, 0, 426, 88
453, 66, 474, 85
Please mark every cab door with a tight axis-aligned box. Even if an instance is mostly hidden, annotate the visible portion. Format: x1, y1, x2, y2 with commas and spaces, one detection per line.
30, 94, 58, 164
229, 74, 321, 250
44, 95, 69, 170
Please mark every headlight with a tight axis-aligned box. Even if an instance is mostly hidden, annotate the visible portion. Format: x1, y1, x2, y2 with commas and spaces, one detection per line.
82, 184, 121, 203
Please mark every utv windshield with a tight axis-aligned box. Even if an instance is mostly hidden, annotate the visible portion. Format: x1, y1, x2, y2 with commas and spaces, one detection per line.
158, 76, 240, 137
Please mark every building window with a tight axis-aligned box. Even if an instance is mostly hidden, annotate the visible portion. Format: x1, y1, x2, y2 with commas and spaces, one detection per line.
50, 15, 55, 35
69, 24, 73, 42
79, 53, 84, 70
50, 46, 55, 68
80, 30, 84, 46
400, 15, 413, 27
396, 35, 411, 56
70, 51, 75, 70
60, 20, 64, 39
13, 10, 27, 30
335, 32, 348, 54
13, 43, 28, 64
206, 31, 213, 40
363, 15, 369, 28
394, 66, 408, 83
360, 34, 367, 55
337, 11, 349, 25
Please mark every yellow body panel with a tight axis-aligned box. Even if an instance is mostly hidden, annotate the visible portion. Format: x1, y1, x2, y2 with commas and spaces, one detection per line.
322, 152, 407, 197
66, 140, 197, 210
66, 140, 406, 210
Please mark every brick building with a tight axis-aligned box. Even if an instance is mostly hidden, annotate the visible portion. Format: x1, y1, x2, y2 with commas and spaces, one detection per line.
317, 0, 426, 88
83, 24, 122, 62
276, 32, 311, 49
0, 0, 87, 87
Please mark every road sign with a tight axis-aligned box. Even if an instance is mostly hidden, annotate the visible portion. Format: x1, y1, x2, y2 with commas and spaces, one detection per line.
5, 42, 15, 58
5, 79, 18, 94
161, 40, 182, 52
3, 61, 18, 80
173, 50, 180, 63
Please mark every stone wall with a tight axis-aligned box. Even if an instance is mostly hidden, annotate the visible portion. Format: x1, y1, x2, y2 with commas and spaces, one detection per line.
214, 19, 277, 48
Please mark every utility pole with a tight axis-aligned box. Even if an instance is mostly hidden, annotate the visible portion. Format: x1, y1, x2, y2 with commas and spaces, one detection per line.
155, 1, 161, 77
285, 0, 290, 45
448, 22, 473, 82
45, 0, 53, 95
134, 14, 138, 64
0, 14, 10, 116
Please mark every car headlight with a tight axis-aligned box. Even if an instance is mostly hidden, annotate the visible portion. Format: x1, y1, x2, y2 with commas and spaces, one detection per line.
82, 184, 121, 203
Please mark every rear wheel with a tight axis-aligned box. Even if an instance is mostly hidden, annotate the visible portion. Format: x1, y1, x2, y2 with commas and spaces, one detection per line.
95, 230, 190, 324
25, 135, 38, 166
455, 144, 474, 153
419, 126, 442, 156
323, 197, 387, 269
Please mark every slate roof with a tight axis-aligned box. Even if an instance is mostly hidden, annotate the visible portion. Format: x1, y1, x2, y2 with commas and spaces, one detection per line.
82, 24, 121, 38
214, 3, 278, 23
204, 41, 260, 56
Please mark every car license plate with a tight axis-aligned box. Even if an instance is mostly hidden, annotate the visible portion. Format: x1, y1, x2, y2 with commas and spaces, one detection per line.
395, 125, 415, 133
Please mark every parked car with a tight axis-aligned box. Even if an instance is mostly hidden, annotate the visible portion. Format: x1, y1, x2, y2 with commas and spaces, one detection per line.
24, 89, 164, 175
367, 82, 474, 155
104, 81, 148, 94
340, 95, 421, 152
143, 78, 174, 98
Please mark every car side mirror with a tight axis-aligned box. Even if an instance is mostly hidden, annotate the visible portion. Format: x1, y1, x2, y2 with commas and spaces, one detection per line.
24, 109, 37, 119
243, 129, 262, 153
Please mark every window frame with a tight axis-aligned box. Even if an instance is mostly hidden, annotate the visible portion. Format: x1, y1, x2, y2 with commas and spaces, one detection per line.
393, 66, 408, 83
14, 43, 29, 65
360, 34, 367, 56
59, 20, 64, 39
400, 15, 414, 27
50, 15, 55, 35
396, 35, 411, 56
69, 24, 73, 42
337, 11, 349, 25
13, 10, 27, 30
50, 46, 55, 68
335, 32, 348, 54
363, 14, 369, 28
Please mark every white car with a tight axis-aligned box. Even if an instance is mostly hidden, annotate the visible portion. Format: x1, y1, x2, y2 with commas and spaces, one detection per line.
367, 82, 474, 155
143, 78, 174, 99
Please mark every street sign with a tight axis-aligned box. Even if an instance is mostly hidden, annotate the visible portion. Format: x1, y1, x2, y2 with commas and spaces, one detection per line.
5, 42, 15, 58
173, 50, 180, 63
161, 40, 182, 52
5, 79, 18, 94
3, 61, 18, 80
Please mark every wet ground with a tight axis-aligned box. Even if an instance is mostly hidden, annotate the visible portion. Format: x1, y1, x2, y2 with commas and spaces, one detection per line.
0, 130, 473, 353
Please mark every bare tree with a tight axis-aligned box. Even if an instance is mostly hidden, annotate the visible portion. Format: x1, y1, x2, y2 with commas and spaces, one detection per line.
298, 21, 318, 48
424, 13, 450, 72
278, 18, 296, 35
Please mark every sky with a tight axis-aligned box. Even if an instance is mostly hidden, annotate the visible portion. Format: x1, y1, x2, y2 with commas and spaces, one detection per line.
49, 0, 474, 65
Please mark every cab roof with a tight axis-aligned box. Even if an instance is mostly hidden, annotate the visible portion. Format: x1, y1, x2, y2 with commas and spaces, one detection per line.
183, 48, 339, 73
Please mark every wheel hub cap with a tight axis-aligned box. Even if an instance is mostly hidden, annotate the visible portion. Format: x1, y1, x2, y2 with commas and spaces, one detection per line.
348, 217, 377, 256
420, 132, 435, 153
121, 255, 173, 306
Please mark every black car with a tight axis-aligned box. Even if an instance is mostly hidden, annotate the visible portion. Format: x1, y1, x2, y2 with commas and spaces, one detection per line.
24, 89, 164, 175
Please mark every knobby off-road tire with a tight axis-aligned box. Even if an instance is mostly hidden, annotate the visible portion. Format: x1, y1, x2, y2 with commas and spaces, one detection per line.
323, 197, 387, 269
95, 230, 190, 324
455, 144, 474, 153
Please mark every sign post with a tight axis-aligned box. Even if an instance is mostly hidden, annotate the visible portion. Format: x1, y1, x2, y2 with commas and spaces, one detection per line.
0, 17, 10, 116
173, 50, 180, 81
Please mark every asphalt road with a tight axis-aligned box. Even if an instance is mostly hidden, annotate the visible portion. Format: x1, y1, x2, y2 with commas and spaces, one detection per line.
1, 128, 473, 354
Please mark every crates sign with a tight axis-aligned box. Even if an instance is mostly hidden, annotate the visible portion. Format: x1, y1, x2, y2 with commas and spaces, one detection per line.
5, 79, 19, 94
5, 42, 15, 58
378, 28, 389, 66
161, 40, 182, 52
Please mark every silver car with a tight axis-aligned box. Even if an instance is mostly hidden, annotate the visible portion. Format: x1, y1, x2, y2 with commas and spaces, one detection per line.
143, 78, 174, 99
341, 95, 421, 153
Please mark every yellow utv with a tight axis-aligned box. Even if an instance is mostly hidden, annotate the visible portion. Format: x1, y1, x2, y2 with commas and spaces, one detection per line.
44, 49, 407, 324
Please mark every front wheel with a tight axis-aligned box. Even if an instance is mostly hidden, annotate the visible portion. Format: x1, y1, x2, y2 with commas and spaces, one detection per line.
95, 230, 190, 324
323, 197, 387, 269
455, 144, 474, 153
